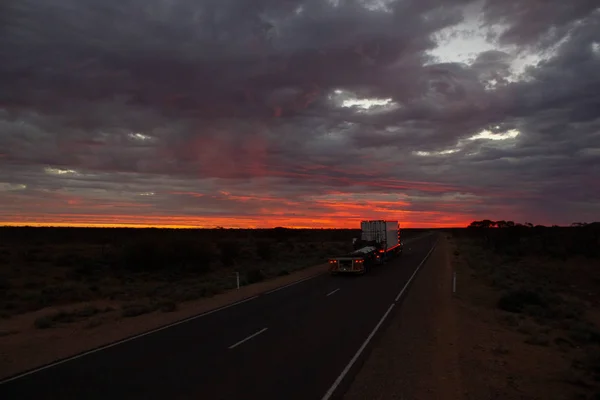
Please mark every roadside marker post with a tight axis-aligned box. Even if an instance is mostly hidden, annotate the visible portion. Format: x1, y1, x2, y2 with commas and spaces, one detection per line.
452, 271, 457, 294
236, 272, 240, 289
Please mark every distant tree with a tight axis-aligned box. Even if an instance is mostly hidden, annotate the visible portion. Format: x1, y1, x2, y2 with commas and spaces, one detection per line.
496, 220, 508, 228
525, 222, 534, 228
468, 219, 496, 228
571, 222, 588, 227
482, 219, 496, 228
506, 221, 515, 228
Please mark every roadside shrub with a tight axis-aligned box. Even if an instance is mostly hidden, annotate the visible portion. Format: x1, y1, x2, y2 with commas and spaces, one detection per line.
219, 240, 240, 266
497, 289, 545, 313
0, 277, 11, 291
120, 303, 155, 318
246, 268, 266, 284
54, 253, 90, 268
85, 318, 103, 329
34, 315, 54, 329
500, 313, 520, 327
75, 305, 100, 318
573, 349, 600, 382
33, 306, 102, 329
256, 240, 273, 261
117, 239, 213, 273
568, 321, 600, 345
158, 301, 178, 312
524, 333, 550, 346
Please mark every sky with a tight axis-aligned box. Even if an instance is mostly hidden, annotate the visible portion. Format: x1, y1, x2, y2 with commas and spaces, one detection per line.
1, 0, 599, 229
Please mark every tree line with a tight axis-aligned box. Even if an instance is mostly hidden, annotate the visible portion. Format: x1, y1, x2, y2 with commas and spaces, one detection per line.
468, 220, 599, 229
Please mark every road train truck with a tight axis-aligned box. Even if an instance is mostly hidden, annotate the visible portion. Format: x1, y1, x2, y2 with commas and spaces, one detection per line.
328, 220, 403, 275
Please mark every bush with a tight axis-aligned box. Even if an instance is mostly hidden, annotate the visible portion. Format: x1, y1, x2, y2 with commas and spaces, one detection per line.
34, 315, 54, 329
158, 301, 178, 313
219, 240, 240, 267
120, 303, 155, 318
568, 321, 600, 345
246, 269, 266, 284
256, 240, 273, 261
54, 253, 89, 268
0, 277, 11, 291
75, 305, 100, 318
497, 289, 545, 313
524, 333, 550, 346
117, 239, 214, 273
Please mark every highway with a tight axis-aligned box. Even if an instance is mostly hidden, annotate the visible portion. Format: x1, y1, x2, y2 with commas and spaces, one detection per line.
0, 232, 438, 400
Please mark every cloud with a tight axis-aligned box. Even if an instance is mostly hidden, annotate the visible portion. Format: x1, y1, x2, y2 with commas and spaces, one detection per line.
0, 0, 599, 228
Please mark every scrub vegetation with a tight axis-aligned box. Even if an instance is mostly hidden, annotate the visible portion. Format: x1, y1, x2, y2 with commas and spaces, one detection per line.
449, 221, 600, 398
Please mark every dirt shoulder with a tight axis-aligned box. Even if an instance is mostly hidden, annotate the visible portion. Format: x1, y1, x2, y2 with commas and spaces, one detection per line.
0, 262, 327, 381
344, 232, 600, 400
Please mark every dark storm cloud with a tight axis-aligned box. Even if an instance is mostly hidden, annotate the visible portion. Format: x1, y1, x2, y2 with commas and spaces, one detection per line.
482, 0, 599, 50
0, 0, 599, 226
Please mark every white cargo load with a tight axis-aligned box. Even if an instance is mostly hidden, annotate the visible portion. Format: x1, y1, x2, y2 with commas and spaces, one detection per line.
360, 220, 399, 251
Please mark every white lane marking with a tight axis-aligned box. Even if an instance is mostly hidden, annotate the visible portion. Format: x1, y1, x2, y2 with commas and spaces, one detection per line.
395, 240, 438, 302
0, 295, 260, 385
228, 328, 268, 349
326, 288, 340, 297
264, 273, 324, 295
321, 303, 396, 400
321, 239, 438, 400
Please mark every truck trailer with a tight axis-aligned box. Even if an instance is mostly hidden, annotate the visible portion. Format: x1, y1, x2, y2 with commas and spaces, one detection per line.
328, 220, 403, 275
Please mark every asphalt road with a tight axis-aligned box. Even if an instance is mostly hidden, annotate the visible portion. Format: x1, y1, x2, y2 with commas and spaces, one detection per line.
0, 232, 439, 400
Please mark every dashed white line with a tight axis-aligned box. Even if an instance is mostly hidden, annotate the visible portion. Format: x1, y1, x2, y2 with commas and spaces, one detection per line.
326, 288, 340, 297
228, 328, 269, 350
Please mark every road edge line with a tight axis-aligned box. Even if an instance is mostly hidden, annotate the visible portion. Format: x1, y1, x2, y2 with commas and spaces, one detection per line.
228, 327, 269, 349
